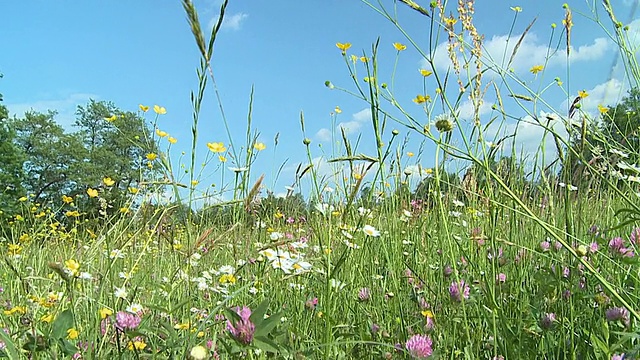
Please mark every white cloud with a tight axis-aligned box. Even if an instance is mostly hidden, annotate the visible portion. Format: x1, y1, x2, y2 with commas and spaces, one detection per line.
315, 128, 332, 141
457, 99, 493, 120
426, 32, 611, 76
315, 108, 372, 142
209, 12, 248, 32
565, 78, 626, 113
6, 93, 100, 129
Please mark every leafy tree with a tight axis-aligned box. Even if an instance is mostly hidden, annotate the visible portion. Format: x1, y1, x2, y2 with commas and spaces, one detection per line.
12, 110, 84, 202
0, 81, 26, 216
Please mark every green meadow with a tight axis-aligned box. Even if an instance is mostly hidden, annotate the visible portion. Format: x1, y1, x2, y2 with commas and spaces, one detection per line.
1, 1, 640, 359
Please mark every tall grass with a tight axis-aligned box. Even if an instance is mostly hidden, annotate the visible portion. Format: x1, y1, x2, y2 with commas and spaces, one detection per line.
1, 0, 640, 359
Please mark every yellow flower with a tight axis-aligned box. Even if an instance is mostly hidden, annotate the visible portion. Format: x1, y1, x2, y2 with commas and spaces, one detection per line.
87, 188, 99, 198
597, 104, 608, 114
139, 104, 149, 112
120, 207, 130, 214
129, 187, 139, 194
336, 42, 352, 53
65, 210, 80, 217
62, 195, 73, 204
191, 180, 199, 186
207, 142, 226, 153
421, 309, 434, 319
168, 137, 177, 144
578, 90, 589, 98
334, 106, 342, 114
105, 115, 117, 122
419, 69, 433, 77
363, 76, 375, 83
103, 177, 115, 186
19, 196, 28, 202
407, 152, 414, 157
156, 129, 168, 137
174, 322, 190, 330
40, 314, 54, 323
219, 274, 237, 284
99, 308, 113, 319
393, 42, 407, 51
128, 340, 147, 351
353, 173, 363, 180
67, 328, 79, 340
64, 259, 80, 276
443, 17, 457, 27
350, 54, 358, 63
7, 243, 22, 256
218, 155, 227, 162
153, 105, 167, 115
146, 153, 158, 161
360, 56, 368, 62
254, 142, 267, 151
529, 65, 544, 74
510, 6, 522, 12
413, 94, 430, 104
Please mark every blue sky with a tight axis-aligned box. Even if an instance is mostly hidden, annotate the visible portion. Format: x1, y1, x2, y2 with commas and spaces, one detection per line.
2, 1, 639, 201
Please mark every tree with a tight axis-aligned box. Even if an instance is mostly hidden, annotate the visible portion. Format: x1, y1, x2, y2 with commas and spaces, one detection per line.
0, 79, 26, 216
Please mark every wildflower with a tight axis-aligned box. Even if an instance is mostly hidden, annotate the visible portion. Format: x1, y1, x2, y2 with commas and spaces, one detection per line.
413, 94, 430, 104
153, 105, 167, 114
334, 106, 342, 114
127, 338, 147, 351
126, 303, 144, 314
419, 69, 432, 77
62, 195, 74, 204
330, 279, 346, 290
393, 42, 407, 51
434, 114, 453, 132
598, 104, 608, 114
606, 307, 630, 326
496, 273, 506, 283
609, 237, 624, 253
87, 188, 98, 198
363, 225, 381, 237
226, 306, 255, 345
128, 187, 139, 194
103, 177, 115, 186
67, 328, 79, 340
578, 90, 589, 98
139, 104, 149, 112
168, 137, 177, 144
254, 142, 266, 151
64, 259, 80, 276
530, 65, 544, 74
190, 345, 209, 360
405, 334, 433, 359
336, 42, 352, 54
116, 311, 142, 331
114, 286, 128, 299
358, 288, 371, 301
449, 280, 470, 302
99, 308, 113, 319
105, 115, 117, 122
540, 313, 556, 330
305, 298, 318, 310
510, 6, 522, 12
146, 153, 157, 161
155, 129, 168, 137
443, 16, 457, 27
207, 142, 226, 153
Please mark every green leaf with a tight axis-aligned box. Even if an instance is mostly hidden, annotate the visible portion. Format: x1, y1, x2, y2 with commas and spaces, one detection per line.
590, 333, 609, 357
249, 299, 270, 327
51, 309, 74, 339
253, 336, 280, 353
0, 328, 21, 359
255, 311, 284, 338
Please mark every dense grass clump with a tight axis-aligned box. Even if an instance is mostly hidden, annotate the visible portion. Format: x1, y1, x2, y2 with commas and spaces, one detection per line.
2, 0, 640, 359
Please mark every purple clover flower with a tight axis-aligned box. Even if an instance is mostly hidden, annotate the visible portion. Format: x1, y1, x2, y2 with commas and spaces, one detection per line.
226, 306, 255, 345
115, 311, 141, 331
540, 313, 556, 330
605, 307, 630, 327
358, 288, 371, 302
405, 334, 433, 359
449, 280, 470, 302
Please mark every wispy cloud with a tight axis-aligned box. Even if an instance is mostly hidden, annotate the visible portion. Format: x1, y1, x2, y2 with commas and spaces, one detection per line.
314, 108, 372, 141
425, 32, 611, 76
208, 12, 249, 32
